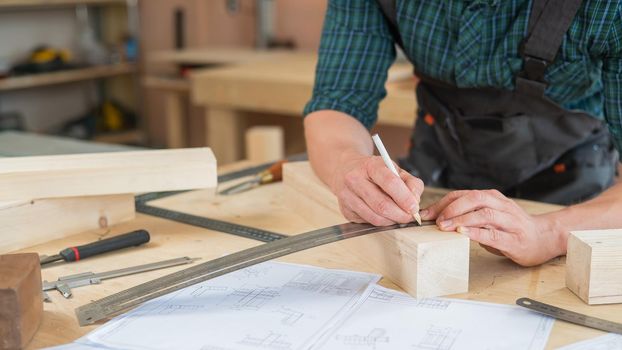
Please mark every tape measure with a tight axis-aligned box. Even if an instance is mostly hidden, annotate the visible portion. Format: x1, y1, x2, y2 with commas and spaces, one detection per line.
516, 297, 622, 334
134, 155, 307, 242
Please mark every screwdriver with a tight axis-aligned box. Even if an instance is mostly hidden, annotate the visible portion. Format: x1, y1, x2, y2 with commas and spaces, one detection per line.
219, 160, 286, 195
39, 229, 151, 266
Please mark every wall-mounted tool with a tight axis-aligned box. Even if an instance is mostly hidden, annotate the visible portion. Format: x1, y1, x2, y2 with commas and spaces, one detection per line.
40, 230, 150, 266
43, 256, 198, 300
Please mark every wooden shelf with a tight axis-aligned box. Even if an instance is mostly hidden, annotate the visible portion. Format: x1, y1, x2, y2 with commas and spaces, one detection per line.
0, 0, 126, 9
0, 63, 136, 91
92, 129, 145, 145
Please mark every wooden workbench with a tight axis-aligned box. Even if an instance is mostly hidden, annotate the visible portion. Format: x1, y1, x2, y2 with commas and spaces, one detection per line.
144, 48, 415, 160
189, 51, 416, 164
14, 160, 621, 349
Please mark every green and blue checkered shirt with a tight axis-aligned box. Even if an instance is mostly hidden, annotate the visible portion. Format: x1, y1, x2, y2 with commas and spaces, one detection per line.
304, 0, 622, 152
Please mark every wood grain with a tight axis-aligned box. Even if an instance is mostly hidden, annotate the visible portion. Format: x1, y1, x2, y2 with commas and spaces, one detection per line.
0, 195, 135, 254
15, 160, 618, 350
0, 148, 217, 200
566, 229, 622, 305
0, 253, 42, 350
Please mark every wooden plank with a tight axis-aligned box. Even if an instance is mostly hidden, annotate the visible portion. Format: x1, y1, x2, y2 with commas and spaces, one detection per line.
0, 253, 42, 350
566, 229, 622, 305
0, 148, 217, 201
0, 64, 136, 91
0, 195, 135, 254
282, 161, 470, 298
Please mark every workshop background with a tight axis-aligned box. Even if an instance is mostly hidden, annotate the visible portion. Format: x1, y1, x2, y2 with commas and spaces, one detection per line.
0, 0, 415, 164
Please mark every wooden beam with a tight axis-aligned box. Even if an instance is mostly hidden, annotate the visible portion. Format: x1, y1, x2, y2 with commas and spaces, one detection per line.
566, 229, 622, 305
0, 195, 135, 254
0, 148, 217, 201
203, 108, 245, 165
245, 126, 285, 163
282, 161, 470, 298
0, 253, 42, 350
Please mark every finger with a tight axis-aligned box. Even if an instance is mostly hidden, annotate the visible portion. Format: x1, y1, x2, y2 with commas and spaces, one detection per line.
437, 207, 520, 232
340, 188, 395, 226
420, 190, 470, 220
459, 226, 513, 253
345, 168, 413, 223
366, 158, 419, 219
479, 243, 505, 257
399, 169, 424, 196
437, 190, 512, 223
339, 203, 366, 223
399, 169, 424, 204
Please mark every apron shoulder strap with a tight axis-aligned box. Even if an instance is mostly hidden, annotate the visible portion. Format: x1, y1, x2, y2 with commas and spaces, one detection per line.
517, 0, 583, 95
375, 0, 406, 51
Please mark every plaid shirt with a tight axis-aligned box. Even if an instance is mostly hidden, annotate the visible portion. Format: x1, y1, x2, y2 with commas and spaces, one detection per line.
304, 0, 622, 152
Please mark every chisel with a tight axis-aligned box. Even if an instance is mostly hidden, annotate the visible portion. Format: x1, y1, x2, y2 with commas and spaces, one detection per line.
219, 160, 286, 195
40, 230, 151, 266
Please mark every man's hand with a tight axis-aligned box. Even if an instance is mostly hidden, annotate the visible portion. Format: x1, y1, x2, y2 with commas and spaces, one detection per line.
420, 189, 566, 266
330, 152, 424, 226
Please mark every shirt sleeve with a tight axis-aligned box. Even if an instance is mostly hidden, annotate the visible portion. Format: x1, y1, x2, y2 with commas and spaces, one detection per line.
602, 7, 622, 156
303, 0, 397, 129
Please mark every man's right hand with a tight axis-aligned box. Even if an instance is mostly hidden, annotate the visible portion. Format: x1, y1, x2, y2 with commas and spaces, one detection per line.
330, 152, 424, 226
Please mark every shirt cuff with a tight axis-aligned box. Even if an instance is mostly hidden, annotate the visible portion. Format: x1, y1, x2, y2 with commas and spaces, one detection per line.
303, 96, 378, 129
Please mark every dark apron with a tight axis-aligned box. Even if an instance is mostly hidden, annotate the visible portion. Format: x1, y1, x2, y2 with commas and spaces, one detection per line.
377, 0, 618, 205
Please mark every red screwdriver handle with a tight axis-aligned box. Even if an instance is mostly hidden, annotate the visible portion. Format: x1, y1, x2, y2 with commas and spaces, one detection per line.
59, 230, 150, 262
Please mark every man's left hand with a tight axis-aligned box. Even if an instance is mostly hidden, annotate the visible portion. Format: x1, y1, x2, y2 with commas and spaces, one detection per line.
420, 190, 566, 266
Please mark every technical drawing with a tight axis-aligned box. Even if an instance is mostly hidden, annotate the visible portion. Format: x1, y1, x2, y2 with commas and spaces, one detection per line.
219, 286, 280, 311
335, 328, 390, 349
415, 299, 451, 310
415, 325, 461, 350
284, 271, 364, 296
368, 288, 395, 302
190, 285, 229, 298
200, 346, 235, 350
274, 307, 304, 326
238, 331, 293, 350
232, 265, 273, 281
156, 304, 205, 315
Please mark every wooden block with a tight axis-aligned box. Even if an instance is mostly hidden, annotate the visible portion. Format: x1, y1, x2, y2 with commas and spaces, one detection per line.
0, 194, 135, 254
0, 148, 217, 200
245, 126, 285, 163
283, 161, 470, 298
0, 253, 43, 350
566, 229, 622, 305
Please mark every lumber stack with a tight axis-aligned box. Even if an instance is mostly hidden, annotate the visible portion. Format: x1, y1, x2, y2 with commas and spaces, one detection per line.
0, 148, 217, 254
282, 161, 470, 299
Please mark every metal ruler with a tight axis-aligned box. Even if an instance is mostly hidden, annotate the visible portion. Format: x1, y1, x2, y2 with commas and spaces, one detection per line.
43, 257, 197, 300
135, 203, 287, 242
516, 297, 622, 334
133, 154, 307, 242
76, 221, 432, 326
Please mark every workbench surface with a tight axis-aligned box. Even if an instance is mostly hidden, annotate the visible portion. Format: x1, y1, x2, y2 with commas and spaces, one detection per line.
16, 161, 622, 349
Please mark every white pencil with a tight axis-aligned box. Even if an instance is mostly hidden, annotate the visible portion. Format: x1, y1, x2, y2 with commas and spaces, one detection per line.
371, 133, 422, 225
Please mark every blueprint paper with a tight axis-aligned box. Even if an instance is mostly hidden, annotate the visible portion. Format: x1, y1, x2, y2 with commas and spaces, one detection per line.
81, 261, 380, 350
557, 334, 622, 350
314, 285, 554, 350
